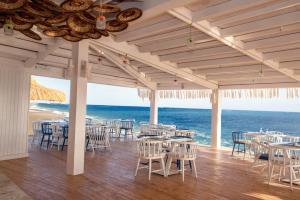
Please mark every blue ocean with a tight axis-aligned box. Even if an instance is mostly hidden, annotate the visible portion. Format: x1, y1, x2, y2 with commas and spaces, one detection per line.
33, 103, 300, 147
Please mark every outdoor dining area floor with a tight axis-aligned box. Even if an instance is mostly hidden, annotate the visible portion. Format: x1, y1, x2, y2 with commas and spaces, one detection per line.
0, 139, 299, 200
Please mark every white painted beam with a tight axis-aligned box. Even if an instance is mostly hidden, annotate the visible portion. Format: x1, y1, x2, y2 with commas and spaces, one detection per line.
244, 33, 300, 50
25, 39, 64, 68
193, 0, 269, 21
169, 7, 300, 81
115, 18, 185, 42
90, 38, 218, 89
0, 45, 37, 59
207, 71, 284, 81
138, 33, 212, 52
212, 0, 300, 27
90, 44, 157, 90
221, 11, 300, 37
159, 46, 237, 61
193, 64, 271, 75
264, 48, 300, 61
178, 56, 256, 69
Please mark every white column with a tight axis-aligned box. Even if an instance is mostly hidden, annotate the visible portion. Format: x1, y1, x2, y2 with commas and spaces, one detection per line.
149, 90, 158, 125
66, 40, 89, 175
211, 89, 222, 149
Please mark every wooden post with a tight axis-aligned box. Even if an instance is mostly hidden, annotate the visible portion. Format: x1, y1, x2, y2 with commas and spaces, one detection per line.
211, 89, 222, 149
149, 90, 158, 125
66, 40, 89, 175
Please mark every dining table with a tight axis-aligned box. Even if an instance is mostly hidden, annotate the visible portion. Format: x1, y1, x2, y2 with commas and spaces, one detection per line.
138, 135, 194, 176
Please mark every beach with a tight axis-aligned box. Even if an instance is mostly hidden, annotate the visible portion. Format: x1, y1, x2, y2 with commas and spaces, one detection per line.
28, 109, 65, 135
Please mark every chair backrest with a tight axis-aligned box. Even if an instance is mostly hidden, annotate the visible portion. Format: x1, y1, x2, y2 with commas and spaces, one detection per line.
41, 122, 53, 135
120, 120, 134, 129
232, 131, 244, 143
265, 134, 283, 143
139, 123, 149, 134
137, 140, 164, 158
50, 123, 63, 137
62, 126, 68, 138
282, 136, 300, 143
32, 121, 42, 133
88, 126, 109, 144
175, 130, 195, 137
251, 140, 269, 157
174, 142, 199, 160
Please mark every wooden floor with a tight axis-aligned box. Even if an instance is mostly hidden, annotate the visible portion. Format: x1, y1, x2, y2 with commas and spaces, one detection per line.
0, 139, 299, 200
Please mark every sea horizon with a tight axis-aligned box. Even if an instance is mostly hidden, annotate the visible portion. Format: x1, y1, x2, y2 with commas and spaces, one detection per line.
32, 103, 300, 147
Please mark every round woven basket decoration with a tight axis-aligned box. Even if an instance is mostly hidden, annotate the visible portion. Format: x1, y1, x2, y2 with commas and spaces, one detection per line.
67, 14, 93, 33
20, 29, 42, 40
106, 20, 128, 32
61, 0, 93, 12
117, 8, 142, 22
0, 0, 27, 10
23, 2, 53, 17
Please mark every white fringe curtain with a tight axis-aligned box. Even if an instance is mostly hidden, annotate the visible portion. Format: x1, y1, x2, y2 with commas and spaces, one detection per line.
137, 88, 300, 100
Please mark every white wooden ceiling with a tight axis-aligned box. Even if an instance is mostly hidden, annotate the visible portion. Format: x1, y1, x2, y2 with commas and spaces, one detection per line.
1, 0, 300, 90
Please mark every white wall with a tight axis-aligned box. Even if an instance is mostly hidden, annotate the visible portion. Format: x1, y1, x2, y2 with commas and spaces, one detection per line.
0, 58, 30, 160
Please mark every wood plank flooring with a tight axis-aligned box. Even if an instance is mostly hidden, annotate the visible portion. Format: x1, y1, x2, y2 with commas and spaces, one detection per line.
0, 139, 299, 200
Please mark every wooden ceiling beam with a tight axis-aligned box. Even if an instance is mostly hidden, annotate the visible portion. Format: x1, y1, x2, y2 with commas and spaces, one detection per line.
178, 56, 256, 69
169, 7, 300, 81
193, 64, 272, 75
207, 71, 284, 81
264, 48, 300, 61
159, 46, 237, 61
90, 44, 157, 90
115, 18, 185, 42
25, 39, 64, 68
221, 11, 300, 37
244, 33, 300, 50
139, 33, 212, 52
192, 0, 270, 21
90, 37, 218, 89
212, 0, 300, 27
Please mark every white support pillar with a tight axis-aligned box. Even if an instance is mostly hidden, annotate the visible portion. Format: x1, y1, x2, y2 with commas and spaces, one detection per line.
149, 90, 158, 125
66, 40, 89, 175
211, 89, 222, 149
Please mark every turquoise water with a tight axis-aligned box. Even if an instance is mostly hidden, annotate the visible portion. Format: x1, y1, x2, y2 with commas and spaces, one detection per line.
33, 103, 300, 147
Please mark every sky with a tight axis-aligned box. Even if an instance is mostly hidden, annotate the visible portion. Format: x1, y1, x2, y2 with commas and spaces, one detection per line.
33, 76, 300, 112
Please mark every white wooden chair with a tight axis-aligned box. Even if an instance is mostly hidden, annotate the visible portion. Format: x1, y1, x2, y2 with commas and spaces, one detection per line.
87, 126, 111, 152
285, 149, 300, 190
31, 121, 43, 145
50, 123, 64, 150
172, 142, 199, 182
250, 140, 270, 173
135, 140, 166, 180
107, 120, 121, 138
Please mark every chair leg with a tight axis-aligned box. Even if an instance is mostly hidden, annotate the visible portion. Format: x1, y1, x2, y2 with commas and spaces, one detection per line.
238, 144, 240, 154
62, 138, 66, 151
161, 158, 166, 177
181, 160, 185, 182
149, 159, 152, 181
192, 160, 198, 178
290, 166, 293, 190
268, 163, 275, 184
40, 134, 45, 147
243, 144, 246, 160
189, 160, 192, 170
47, 135, 51, 149
231, 143, 236, 155
135, 158, 140, 177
